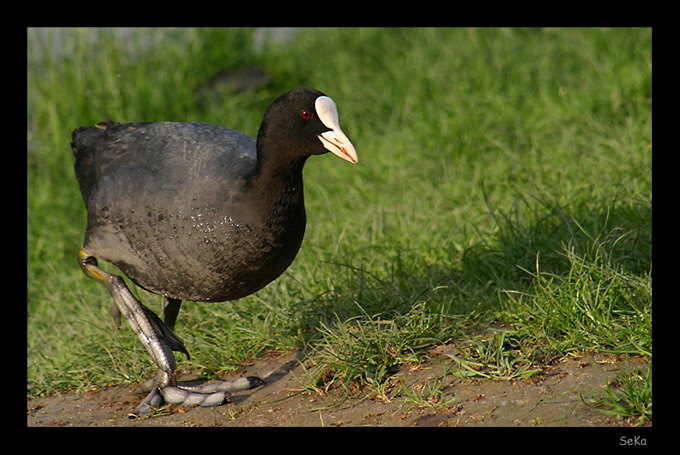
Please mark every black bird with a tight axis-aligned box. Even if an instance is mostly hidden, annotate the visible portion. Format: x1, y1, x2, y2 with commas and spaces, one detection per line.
72, 88, 357, 415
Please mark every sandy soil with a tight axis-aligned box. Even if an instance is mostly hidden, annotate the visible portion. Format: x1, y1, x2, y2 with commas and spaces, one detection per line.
27, 346, 648, 427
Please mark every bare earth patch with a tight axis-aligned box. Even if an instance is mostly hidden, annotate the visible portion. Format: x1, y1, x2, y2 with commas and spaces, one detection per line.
27, 346, 648, 427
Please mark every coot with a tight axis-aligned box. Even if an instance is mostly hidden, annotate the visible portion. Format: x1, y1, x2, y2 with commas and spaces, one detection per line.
72, 88, 357, 415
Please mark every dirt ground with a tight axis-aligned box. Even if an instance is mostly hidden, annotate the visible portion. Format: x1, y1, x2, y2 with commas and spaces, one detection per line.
27, 346, 649, 427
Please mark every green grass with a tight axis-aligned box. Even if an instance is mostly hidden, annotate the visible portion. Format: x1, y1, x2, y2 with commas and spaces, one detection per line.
581, 362, 652, 426
27, 28, 651, 424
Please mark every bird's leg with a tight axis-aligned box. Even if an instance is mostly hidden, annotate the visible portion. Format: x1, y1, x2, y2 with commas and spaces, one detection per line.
78, 248, 263, 415
162, 297, 182, 331
78, 248, 184, 414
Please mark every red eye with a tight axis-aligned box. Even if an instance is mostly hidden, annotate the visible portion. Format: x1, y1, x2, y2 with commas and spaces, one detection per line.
300, 110, 312, 119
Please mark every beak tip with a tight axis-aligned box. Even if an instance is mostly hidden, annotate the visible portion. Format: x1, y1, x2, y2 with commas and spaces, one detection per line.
319, 131, 358, 164
342, 148, 358, 164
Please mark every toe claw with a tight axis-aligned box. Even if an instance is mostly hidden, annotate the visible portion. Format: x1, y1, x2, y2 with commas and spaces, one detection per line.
247, 376, 265, 388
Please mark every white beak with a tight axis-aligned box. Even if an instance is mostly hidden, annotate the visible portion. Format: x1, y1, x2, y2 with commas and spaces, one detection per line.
315, 96, 358, 164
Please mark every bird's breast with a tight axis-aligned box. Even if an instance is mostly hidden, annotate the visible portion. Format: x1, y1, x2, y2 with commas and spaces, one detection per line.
109, 197, 306, 302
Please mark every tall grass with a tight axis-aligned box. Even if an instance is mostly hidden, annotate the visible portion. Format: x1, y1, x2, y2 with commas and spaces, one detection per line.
28, 28, 651, 422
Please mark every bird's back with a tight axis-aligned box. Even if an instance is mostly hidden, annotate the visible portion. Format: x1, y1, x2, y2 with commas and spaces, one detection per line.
73, 121, 257, 204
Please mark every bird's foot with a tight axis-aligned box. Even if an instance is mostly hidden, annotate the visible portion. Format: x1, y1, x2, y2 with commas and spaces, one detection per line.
133, 376, 264, 416
78, 249, 265, 417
